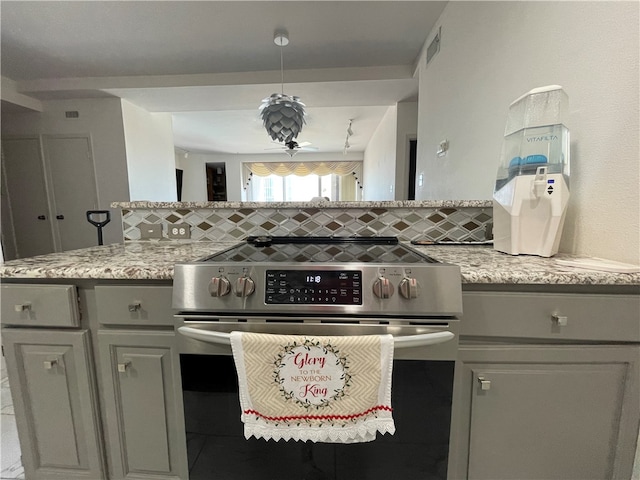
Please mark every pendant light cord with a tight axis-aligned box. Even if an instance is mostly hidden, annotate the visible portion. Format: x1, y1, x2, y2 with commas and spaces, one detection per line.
280, 46, 284, 95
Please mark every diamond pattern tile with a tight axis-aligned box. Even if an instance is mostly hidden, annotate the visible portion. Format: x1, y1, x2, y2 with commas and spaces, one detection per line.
120, 206, 493, 243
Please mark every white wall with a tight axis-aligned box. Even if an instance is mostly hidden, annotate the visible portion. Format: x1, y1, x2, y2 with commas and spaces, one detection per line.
121, 100, 177, 202
416, 1, 639, 263
1, 98, 130, 245
363, 106, 397, 200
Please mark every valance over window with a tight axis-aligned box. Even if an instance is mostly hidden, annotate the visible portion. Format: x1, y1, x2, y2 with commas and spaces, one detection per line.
245, 161, 362, 177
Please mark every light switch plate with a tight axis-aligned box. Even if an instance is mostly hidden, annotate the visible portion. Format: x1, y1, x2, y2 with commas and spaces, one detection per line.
140, 224, 162, 239
167, 223, 191, 239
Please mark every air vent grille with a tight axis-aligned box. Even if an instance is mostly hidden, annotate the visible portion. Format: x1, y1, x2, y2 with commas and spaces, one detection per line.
426, 27, 441, 65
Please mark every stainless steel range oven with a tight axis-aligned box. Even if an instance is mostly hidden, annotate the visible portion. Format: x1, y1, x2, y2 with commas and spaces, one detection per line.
172, 236, 462, 480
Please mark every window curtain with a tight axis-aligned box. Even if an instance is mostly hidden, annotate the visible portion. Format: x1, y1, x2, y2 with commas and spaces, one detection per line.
242, 161, 363, 190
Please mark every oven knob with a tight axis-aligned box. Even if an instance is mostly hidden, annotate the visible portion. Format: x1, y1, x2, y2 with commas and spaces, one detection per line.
235, 276, 255, 297
399, 277, 419, 299
209, 277, 231, 297
372, 276, 394, 299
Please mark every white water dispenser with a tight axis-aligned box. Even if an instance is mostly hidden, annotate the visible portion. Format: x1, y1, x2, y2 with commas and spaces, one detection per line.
493, 85, 570, 257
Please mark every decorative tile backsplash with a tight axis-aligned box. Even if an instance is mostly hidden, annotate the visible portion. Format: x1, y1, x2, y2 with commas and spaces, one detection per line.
113, 201, 493, 244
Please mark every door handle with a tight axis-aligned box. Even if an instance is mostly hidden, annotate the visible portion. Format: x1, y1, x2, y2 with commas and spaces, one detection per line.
37, 215, 46, 220
56, 215, 65, 220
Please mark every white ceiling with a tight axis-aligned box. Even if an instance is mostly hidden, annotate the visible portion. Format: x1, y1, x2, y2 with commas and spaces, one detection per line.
1, 1, 447, 155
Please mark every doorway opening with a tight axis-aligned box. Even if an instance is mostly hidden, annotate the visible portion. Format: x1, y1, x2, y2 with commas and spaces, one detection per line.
206, 163, 227, 201
408, 139, 417, 200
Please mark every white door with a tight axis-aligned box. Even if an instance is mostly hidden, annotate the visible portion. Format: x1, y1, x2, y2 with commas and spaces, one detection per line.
1, 137, 56, 258
43, 135, 100, 251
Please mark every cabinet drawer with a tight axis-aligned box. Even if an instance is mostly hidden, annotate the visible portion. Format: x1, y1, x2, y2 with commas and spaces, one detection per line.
461, 292, 640, 342
0, 284, 79, 327
96, 285, 174, 326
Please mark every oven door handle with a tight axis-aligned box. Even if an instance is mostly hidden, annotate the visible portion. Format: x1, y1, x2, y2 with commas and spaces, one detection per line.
177, 326, 455, 348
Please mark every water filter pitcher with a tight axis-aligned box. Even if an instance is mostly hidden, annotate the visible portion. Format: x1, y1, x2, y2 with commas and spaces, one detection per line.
493, 85, 570, 257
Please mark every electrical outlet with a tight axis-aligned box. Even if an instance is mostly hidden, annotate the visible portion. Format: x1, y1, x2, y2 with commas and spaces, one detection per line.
140, 224, 162, 239
167, 223, 190, 239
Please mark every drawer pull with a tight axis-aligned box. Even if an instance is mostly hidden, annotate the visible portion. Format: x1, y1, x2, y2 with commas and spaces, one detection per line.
477, 375, 491, 391
552, 314, 568, 326
43, 359, 58, 370
14, 303, 31, 312
128, 302, 142, 312
117, 361, 131, 373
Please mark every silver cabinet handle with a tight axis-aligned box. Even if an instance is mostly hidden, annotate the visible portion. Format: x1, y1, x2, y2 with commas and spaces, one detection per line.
477, 375, 491, 390
117, 361, 131, 373
14, 303, 31, 312
43, 359, 58, 370
128, 302, 142, 312
552, 314, 568, 326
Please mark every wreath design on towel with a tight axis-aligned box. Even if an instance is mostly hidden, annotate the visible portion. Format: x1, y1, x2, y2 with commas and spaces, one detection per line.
273, 338, 352, 410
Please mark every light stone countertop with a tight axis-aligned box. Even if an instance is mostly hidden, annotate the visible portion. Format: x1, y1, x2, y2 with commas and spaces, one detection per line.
0, 241, 638, 286
111, 200, 493, 209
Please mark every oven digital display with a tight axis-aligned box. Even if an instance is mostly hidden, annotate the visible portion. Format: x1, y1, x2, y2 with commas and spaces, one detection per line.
265, 270, 362, 305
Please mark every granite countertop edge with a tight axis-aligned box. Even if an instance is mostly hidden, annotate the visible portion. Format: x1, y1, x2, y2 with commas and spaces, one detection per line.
111, 200, 493, 209
0, 241, 638, 286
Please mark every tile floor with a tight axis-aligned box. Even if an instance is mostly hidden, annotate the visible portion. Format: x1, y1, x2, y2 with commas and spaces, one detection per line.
0, 355, 24, 480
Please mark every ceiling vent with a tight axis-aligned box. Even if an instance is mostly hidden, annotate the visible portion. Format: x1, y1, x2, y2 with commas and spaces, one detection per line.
426, 27, 441, 65
65, 111, 79, 118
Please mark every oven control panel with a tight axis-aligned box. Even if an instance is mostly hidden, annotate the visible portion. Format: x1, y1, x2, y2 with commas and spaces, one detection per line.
173, 262, 463, 317
265, 270, 362, 305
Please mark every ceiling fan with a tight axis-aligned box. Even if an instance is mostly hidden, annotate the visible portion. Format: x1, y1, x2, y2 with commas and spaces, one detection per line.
266, 140, 319, 157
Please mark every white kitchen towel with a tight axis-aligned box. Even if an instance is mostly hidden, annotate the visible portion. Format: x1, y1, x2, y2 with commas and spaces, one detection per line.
230, 331, 395, 443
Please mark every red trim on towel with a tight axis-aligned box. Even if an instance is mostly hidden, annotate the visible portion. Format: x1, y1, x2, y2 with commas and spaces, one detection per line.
244, 405, 392, 422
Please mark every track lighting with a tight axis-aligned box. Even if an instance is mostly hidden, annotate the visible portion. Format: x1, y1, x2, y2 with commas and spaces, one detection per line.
343, 119, 354, 155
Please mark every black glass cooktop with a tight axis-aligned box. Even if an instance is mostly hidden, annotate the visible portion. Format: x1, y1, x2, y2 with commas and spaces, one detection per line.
202, 236, 436, 264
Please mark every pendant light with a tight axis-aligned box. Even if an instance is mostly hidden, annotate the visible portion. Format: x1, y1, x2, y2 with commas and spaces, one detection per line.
259, 30, 306, 143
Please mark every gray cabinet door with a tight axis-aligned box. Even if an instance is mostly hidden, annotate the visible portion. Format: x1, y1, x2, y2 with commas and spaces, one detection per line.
2, 329, 105, 480
449, 345, 640, 480
98, 331, 188, 480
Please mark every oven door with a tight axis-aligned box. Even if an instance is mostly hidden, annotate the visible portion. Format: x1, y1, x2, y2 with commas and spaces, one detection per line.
177, 315, 457, 479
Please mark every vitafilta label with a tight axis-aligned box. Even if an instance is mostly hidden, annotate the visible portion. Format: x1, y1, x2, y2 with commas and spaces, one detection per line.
274, 339, 351, 409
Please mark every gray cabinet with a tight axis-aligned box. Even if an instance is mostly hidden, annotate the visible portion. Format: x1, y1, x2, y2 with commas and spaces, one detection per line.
449, 290, 640, 480
2, 329, 105, 480
1, 284, 80, 327
98, 330, 188, 480
95, 285, 174, 326
449, 345, 639, 480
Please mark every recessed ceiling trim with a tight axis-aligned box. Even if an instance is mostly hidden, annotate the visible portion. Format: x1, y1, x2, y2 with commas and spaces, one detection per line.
15, 65, 416, 97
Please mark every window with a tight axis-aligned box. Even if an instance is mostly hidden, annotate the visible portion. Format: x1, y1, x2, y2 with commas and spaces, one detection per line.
243, 161, 362, 202
249, 174, 341, 202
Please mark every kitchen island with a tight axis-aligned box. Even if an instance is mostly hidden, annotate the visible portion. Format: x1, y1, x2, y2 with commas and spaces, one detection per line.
1, 241, 638, 480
